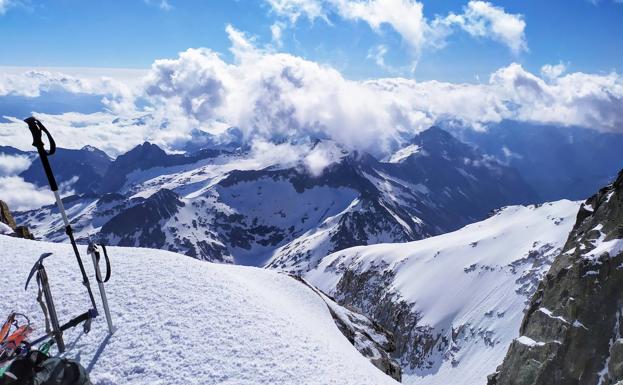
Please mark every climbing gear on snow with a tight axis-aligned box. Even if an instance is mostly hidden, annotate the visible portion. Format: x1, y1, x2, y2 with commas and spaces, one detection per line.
0, 313, 33, 379
24, 117, 99, 331
0, 349, 48, 385
0, 118, 109, 383
37, 340, 53, 357
0, 314, 16, 344
0, 313, 32, 361
87, 239, 114, 334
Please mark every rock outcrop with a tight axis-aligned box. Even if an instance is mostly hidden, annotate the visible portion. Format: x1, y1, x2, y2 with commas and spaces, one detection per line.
489, 169, 623, 385
291, 275, 402, 382
0, 200, 34, 239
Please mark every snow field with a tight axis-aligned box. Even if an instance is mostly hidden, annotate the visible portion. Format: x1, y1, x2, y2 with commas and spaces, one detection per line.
0, 235, 397, 385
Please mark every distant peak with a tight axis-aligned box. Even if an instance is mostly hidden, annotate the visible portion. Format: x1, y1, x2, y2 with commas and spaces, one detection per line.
385, 126, 455, 163
410, 125, 474, 159
79, 144, 111, 160
127, 141, 164, 154
81, 145, 98, 152
419, 126, 453, 140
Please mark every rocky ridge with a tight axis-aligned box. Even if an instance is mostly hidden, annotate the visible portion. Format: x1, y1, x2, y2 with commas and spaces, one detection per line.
489, 169, 623, 385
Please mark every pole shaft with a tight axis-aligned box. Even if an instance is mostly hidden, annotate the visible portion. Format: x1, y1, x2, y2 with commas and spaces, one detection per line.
53, 191, 70, 227
52, 192, 99, 314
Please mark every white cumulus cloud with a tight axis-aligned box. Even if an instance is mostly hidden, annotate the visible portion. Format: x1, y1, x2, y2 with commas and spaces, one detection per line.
442, 1, 527, 53
271, 22, 285, 47
266, 0, 328, 22
265, 0, 527, 56
0, 154, 31, 176
541, 62, 567, 80
0, 176, 55, 211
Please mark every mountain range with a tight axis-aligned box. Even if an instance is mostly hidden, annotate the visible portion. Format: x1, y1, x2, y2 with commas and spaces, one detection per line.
8, 126, 540, 266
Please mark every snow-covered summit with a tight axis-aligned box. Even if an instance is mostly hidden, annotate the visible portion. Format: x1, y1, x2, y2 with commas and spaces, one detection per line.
0, 235, 398, 385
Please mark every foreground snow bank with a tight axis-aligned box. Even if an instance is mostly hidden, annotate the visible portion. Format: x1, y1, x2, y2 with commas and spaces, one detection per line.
0, 235, 397, 385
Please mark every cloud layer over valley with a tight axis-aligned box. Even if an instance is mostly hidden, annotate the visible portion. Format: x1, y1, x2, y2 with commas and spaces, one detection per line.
0, 24, 621, 159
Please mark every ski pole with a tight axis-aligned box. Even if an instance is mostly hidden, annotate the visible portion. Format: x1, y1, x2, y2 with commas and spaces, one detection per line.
24, 117, 99, 317
87, 240, 115, 334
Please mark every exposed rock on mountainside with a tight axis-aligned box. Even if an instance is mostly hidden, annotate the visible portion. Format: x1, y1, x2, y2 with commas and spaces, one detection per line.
292, 275, 402, 382
0, 200, 33, 239
489, 169, 623, 385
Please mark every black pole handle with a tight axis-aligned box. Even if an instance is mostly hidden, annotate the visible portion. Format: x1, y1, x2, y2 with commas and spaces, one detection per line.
24, 117, 58, 191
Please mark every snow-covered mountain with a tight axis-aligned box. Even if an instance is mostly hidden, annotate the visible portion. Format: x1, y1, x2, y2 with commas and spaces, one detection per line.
14, 126, 537, 266
0, 234, 399, 385
304, 199, 581, 385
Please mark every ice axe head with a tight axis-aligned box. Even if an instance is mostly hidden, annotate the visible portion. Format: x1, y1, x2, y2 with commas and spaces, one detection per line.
24, 253, 53, 291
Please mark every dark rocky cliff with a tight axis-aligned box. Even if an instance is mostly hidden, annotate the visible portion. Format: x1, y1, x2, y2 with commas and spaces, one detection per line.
0, 200, 33, 239
489, 169, 623, 385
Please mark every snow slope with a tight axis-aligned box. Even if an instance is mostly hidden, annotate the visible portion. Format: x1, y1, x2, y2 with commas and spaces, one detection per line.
305, 200, 581, 385
0, 235, 397, 385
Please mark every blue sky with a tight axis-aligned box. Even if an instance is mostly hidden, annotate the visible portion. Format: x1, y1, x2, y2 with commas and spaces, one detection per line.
0, 0, 621, 82
1, 1, 622, 212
